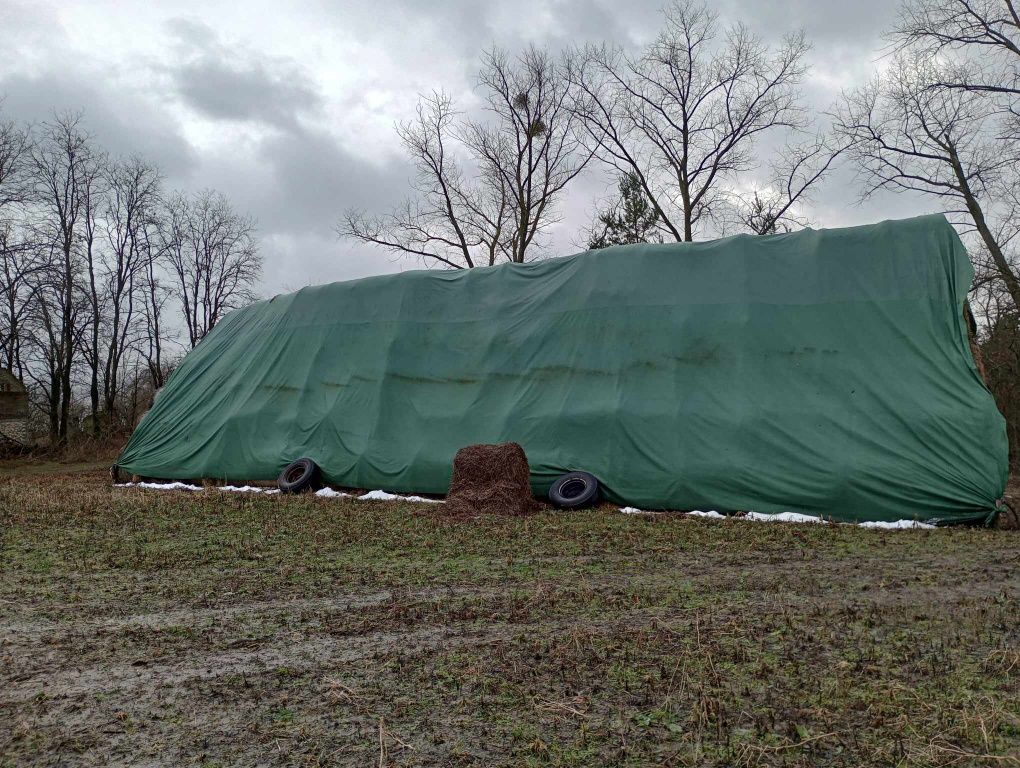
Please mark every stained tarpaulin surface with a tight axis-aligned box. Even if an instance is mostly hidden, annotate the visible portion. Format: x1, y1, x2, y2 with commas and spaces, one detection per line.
118, 214, 1007, 524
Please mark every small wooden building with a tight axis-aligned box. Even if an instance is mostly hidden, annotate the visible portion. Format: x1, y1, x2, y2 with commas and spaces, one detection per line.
0, 369, 29, 445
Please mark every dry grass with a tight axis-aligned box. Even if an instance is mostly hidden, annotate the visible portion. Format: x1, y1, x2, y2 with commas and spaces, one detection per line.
0, 439, 123, 477
0, 469, 1018, 767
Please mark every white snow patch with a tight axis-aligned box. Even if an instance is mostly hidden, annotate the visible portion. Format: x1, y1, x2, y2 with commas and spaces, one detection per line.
117, 481, 203, 492
357, 490, 401, 501
357, 490, 444, 504
315, 487, 351, 498
118, 482, 281, 494
744, 511, 827, 524
858, 519, 936, 530
113, 483, 938, 527
619, 506, 657, 515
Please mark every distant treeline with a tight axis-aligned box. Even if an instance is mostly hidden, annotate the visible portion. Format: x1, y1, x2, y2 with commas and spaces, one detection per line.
0, 113, 261, 444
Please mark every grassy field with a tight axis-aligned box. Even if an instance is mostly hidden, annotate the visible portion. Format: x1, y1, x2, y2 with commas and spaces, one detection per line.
1, 470, 1018, 767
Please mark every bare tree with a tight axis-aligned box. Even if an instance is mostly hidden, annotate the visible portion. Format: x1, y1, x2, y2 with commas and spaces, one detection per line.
139, 221, 171, 389
101, 157, 162, 422
29, 113, 105, 442
0, 113, 36, 378
22, 247, 92, 442
836, 53, 1020, 311
880, 0, 1020, 350
162, 189, 261, 348
568, 1, 816, 242
79, 150, 109, 436
464, 47, 591, 262
27, 278, 66, 440
341, 93, 507, 269
0, 223, 42, 378
341, 46, 588, 268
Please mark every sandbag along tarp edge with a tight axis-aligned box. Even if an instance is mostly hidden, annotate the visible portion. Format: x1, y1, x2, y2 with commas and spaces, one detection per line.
118, 214, 1008, 524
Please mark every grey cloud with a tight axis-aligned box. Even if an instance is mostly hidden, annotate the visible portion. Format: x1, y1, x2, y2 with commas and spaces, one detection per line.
370, 0, 895, 56
181, 120, 413, 290
0, 72, 197, 182
173, 58, 322, 127
164, 18, 323, 129
716, 0, 899, 46
257, 126, 410, 234
164, 17, 219, 48
195, 123, 409, 236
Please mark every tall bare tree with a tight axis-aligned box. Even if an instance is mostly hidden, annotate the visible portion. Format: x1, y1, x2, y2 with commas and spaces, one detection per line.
0, 113, 35, 378
0, 112, 29, 211
568, 0, 820, 242
29, 114, 105, 442
0, 223, 41, 378
877, 0, 1020, 344
465, 47, 591, 262
140, 221, 171, 390
341, 93, 506, 269
79, 149, 109, 436
341, 46, 588, 268
162, 189, 261, 348
101, 157, 162, 421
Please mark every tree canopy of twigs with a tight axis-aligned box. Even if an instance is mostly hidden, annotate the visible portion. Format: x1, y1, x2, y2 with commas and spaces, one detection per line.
162, 189, 261, 349
568, 0, 841, 242
893, 0, 1020, 110
340, 46, 590, 268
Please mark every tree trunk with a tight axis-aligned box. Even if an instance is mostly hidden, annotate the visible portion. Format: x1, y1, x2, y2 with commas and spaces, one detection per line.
679, 182, 693, 242
48, 371, 60, 444
59, 241, 74, 444
948, 144, 1020, 312
88, 255, 100, 437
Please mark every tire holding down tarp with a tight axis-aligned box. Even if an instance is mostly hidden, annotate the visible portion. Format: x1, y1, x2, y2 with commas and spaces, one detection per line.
117, 214, 1008, 524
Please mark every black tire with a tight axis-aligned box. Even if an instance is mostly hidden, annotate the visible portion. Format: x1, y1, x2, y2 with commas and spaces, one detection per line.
277, 458, 321, 493
548, 471, 600, 509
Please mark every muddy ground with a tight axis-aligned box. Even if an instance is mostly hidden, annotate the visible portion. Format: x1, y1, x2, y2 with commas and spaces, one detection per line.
1, 470, 1018, 766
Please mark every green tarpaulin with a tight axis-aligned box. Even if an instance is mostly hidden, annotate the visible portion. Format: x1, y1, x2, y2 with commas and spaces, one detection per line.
118, 214, 1007, 524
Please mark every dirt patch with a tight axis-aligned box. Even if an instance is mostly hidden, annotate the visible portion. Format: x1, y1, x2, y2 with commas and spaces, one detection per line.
442, 442, 539, 518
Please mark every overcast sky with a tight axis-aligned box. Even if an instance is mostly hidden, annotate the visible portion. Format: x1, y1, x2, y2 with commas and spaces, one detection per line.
0, 0, 936, 296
